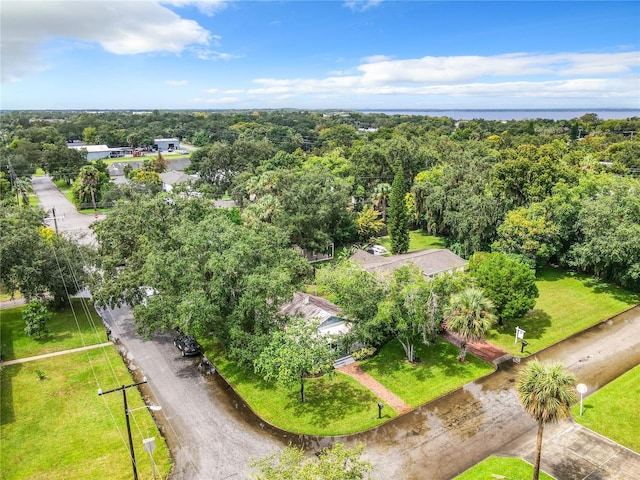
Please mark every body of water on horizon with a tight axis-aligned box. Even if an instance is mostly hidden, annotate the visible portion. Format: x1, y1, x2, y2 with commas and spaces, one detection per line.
358, 109, 640, 121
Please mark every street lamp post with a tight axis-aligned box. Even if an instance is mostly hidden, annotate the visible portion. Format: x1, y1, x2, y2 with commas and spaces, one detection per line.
577, 383, 588, 416
98, 379, 159, 480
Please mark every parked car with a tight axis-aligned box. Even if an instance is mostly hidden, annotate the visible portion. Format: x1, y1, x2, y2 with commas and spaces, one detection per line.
173, 333, 202, 357
366, 244, 389, 256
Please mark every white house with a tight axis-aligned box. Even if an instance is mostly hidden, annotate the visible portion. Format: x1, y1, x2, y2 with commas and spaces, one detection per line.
279, 292, 351, 337
153, 138, 180, 152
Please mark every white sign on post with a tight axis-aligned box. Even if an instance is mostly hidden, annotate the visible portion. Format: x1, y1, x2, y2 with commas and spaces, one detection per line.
515, 326, 526, 343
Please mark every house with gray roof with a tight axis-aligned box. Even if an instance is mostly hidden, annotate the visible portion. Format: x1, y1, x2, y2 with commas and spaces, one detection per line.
279, 292, 350, 337
159, 170, 198, 193
349, 248, 467, 279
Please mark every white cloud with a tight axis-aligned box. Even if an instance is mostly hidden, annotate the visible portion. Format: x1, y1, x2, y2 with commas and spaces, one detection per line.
203, 88, 219, 93
1, 0, 212, 83
165, 80, 189, 86
344, 0, 383, 13
355, 52, 640, 85
246, 51, 640, 101
162, 0, 227, 16
224, 89, 244, 94
204, 96, 241, 104
191, 47, 242, 61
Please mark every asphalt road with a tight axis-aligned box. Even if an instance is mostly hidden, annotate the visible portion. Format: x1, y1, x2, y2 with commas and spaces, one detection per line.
99, 306, 282, 480
31, 175, 99, 244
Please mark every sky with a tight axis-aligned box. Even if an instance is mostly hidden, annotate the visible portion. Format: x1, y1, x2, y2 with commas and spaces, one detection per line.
1, 0, 639, 110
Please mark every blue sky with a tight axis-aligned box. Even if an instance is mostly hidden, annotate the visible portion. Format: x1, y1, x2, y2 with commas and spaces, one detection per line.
2, 0, 639, 110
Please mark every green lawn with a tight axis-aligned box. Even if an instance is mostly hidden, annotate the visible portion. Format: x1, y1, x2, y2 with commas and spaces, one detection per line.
0, 299, 106, 361
486, 267, 640, 355
572, 364, 640, 453
203, 340, 398, 435
454, 455, 554, 480
378, 230, 447, 252
0, 348, 171, 480
359, 339, 494, 408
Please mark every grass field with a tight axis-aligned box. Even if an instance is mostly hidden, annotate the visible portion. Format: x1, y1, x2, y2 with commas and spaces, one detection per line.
203, 340, 398, 435
0, 348, 171, 480
572, 364, 640, 453
359, 338, 494, 408
454, 456, 554, 479
0, 299, 106, 361
378, 230, 447, 252
486, 267, 640, 355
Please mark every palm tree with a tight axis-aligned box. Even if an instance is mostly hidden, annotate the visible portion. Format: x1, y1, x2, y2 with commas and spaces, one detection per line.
517, 360, 577, 480
445, 287, 496, 362
371, 182, 391, 222
77, 165, 101, 210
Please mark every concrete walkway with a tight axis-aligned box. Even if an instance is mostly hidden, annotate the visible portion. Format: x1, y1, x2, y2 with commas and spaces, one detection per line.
1, 342, 112, 366
0, 298, 26, 310
505, 420, 640, 480
338, 362, 412, 414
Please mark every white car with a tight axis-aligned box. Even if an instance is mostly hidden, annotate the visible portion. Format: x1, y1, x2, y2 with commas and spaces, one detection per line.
367, 244, 389, 255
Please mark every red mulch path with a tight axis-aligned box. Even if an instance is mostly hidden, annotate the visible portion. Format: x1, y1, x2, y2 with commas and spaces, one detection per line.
439, 330, 509, 363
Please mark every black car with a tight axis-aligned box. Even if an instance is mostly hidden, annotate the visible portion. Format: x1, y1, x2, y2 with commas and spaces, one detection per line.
173, 333, 202, 357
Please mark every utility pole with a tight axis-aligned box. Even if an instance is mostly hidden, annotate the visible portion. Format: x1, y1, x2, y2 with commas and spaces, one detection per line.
98, 380, 147, 480
44, 208, 64, 237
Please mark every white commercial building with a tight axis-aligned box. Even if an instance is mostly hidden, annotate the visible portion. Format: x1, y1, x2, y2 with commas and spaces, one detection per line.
153, 138, 180, 152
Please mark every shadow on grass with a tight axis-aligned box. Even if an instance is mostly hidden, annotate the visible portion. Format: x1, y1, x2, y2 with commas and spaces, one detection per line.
539, 267, 639, 304
285, 376, 375, 428
0, 363, 21, 425
33, 332, 73, 344
495, 309, 552, 341
582, 277, 640, 304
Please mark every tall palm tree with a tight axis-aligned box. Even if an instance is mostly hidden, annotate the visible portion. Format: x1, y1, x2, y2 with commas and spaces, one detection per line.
445, 287, 496, 362
517, 360, 577, 480
371, 182, 391, 222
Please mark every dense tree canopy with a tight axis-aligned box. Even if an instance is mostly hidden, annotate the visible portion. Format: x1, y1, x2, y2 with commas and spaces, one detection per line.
468, 252, 539, 324
0, 205, 90, 307
2, 109, 638, 296
251, 443, 372, 480
91, 194, 312, 365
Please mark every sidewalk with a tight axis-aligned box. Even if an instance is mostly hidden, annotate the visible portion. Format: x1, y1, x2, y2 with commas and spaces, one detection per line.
503, 420, 640, 480
0, 298, 26, 310
338, 362, 411, 414
0, 342, 113, 366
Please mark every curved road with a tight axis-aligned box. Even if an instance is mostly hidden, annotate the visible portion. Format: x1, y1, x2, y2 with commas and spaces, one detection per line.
32, 175, 640, 479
